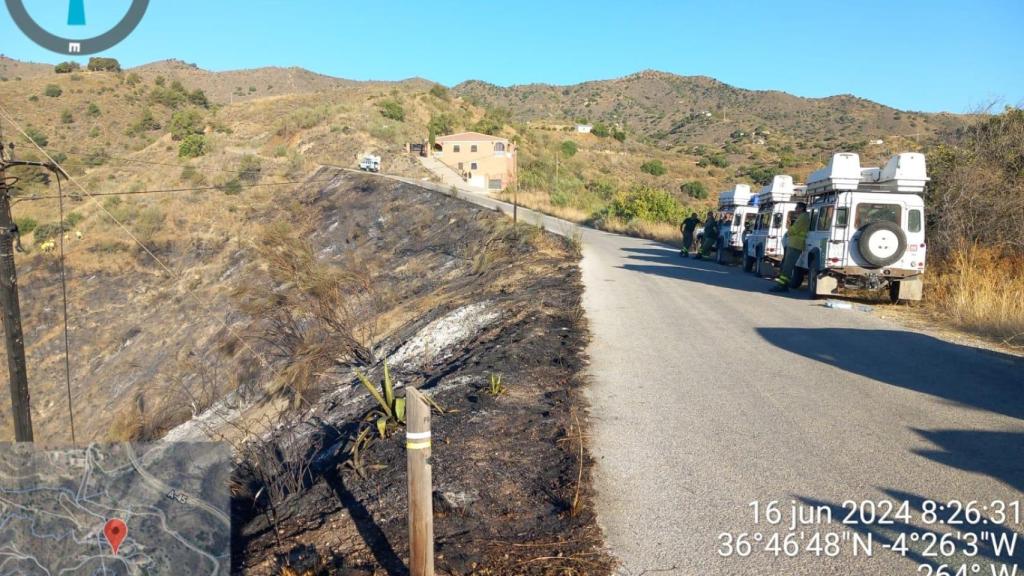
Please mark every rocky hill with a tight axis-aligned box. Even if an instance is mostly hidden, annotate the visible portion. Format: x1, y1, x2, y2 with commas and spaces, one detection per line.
454, 70, 967, 150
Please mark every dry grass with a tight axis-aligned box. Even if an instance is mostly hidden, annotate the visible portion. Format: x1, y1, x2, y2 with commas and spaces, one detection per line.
497, 189, 592, 223
594, 216, 680, 245
926, 245, 1024, 348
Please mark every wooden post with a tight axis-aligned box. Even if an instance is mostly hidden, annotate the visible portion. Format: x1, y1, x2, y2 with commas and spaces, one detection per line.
0, 158, 33, 442
406, 388, 434, 576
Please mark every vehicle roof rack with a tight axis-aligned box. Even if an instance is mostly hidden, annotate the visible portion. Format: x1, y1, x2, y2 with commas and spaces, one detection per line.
806, 152, 928, 195
755, 175, 797, 204
718, 183, 752, 207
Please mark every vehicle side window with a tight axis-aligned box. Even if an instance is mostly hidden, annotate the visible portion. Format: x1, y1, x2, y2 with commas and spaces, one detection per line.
771, 213, 781, 229
855, 203, 901, 227
809, 208, 820, 231
909, 209, 922, 232
816, 205, 834, 230
733, 214, 742, 227
835, 207, 848, 228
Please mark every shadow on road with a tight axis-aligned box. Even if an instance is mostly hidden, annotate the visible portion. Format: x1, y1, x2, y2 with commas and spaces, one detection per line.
618, 245, 807, 297
911, 428, 1024, 493
757, 327, 1024, 421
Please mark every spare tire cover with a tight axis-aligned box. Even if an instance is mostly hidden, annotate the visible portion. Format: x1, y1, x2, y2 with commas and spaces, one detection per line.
857, 220, 907, 268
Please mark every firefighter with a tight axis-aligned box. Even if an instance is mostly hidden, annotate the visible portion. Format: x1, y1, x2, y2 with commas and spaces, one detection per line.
771, 202, 809, 292
694, 212, 719, 260
679, 212, 701, 257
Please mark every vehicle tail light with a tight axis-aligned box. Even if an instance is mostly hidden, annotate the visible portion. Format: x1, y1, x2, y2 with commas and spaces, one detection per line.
828, 258, 840, 263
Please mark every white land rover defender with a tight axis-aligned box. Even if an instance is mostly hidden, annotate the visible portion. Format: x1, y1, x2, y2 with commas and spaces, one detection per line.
714, 184, 758, 264
794, 152, 928, 302
742, 175, 805, 276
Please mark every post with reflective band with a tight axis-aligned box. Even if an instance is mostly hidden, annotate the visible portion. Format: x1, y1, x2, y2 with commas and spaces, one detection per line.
406, 387, 434, 575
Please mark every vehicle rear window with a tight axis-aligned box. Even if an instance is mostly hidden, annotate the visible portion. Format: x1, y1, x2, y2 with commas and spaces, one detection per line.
733, 214, 742, 227
855, 203, 901, 227
815, 205, 834, 231
908, 209, 922, 232
772, 213, 783, 229
836, 207, 849, 228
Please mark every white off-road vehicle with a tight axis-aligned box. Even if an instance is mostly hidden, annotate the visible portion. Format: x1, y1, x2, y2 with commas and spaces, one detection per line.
742, 175, 805, 276
794, 152, 928, 302
714, 184, 758, 264
359, 154, 381, 172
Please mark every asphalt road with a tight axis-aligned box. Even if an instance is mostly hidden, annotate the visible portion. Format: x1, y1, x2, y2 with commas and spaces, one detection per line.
377, 170, 1024, 575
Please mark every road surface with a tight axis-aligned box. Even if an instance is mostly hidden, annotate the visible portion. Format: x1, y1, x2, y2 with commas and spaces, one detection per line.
369, 169, 1024, 575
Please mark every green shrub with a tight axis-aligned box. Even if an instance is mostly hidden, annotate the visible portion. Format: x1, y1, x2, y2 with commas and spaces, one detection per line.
54, 61, 80, 74
86, 102, 101, 117
238, 155, 262, 184
591, 123, 611, 138
740, 165, 775, 185
149, 86, 187, 108
168, 108, 205, 140
33, 223, 65, 242
125, 72, 141, 86
83, 149, 109, 167
86, 57, 121, 72
428, 113, 456, 141
134, 207, 165, 240
64, 212, 84, 228
560, 140, 578, 158
44, 84, 63, 97
154, 76, 166, 86
128, 108, 161, 135
25, 127, 48, 147
377, 99, 405, 121
188, 89, 209, 108
28, 95, 39, 102
601, 187, 685, 224
640, 159, 667, 176
698, 153, 729, 169
472, 107, 510, 134
178, 134, 207, 158
429, 83, 449, 100
217, 178, 243, 195
681, 181, 709, 199
60, 110, 74, 124
15, 217, 37, 235
88, 126, 100, 138
613, 130, 626, 142
276, 105, 330, 137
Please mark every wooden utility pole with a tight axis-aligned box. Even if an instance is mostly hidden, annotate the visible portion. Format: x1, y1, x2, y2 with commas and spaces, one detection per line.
405, 388, 434, 576
0, 149, 37, 442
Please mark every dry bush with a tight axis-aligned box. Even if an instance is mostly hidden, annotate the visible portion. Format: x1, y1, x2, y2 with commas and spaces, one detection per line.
927, 244, 1024, 347
237, 221, 379, 403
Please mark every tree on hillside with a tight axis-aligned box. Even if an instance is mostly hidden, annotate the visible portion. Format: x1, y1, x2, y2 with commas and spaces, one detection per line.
429, 84, 449, 100
169, 109, 205, 140
681, 181, 709, 199
87, 57, 121, 72
178, 134, 207, 159
472, 107, 511, 135
54, 61, 80, 74
560, 140, 578, 158
613, 129, 626, 142
44, 84, 63, 97
378, 99, 405, 121
640, 159, 666, 176
591, 123, 611, 138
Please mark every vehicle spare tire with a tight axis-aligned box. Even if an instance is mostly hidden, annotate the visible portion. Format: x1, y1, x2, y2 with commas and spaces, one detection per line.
857, 221, 907, 268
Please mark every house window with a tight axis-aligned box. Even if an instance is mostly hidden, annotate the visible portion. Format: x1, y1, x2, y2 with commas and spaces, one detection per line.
488, 179, 502, 190
470, 162, 478, 170
453, 145, 461, 153
471, 145, 478, 153
494, 142, 506, 152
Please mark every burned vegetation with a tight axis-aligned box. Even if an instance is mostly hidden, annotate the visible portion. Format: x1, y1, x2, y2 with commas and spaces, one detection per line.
164, 170, 611, 574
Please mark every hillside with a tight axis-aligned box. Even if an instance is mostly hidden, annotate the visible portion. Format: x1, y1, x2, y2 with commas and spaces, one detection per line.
454, 70, 967, 150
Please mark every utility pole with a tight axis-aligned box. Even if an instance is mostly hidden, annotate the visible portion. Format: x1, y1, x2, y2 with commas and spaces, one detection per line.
0, 142, 54, 443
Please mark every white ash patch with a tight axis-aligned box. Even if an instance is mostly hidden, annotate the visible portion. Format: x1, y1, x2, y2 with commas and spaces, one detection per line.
389, 302, 501, 371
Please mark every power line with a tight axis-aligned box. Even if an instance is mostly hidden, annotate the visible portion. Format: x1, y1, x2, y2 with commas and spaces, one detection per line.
47, 149, 261, 176
54, 173, 76, 447
12, 177, 339, 202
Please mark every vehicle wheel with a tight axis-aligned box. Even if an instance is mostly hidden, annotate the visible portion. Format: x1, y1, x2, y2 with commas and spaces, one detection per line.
858, 221, 907, 268
889, 281, 901, 304
808, 257, 822, 299
742, 243, 754, 272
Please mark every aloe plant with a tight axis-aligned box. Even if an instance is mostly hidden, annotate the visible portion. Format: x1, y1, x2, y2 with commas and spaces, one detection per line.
355, 359, 406, 438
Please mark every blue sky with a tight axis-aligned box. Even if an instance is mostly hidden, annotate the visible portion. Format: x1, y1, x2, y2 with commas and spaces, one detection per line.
2, 0, 1022, 113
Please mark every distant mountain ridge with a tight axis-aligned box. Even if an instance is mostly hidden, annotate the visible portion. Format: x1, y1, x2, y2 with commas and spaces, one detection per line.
453, 70, 966, 148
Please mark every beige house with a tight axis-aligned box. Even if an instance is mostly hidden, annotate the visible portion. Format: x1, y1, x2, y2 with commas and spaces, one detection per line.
432, 131, 516, 190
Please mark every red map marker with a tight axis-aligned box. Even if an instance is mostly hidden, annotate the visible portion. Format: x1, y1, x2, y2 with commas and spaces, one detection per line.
103, 519, 127, 555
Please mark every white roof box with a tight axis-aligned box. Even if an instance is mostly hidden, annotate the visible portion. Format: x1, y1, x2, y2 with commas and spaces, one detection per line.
757, 175, 796, 203
860, 152, 929, 193
807, 153, 862, 194
718, 184, 752, 207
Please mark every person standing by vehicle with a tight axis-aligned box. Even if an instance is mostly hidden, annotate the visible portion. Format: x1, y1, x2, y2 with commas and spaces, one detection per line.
770, 202, 808, 292
694, 212, 719, 260
679, 212, 701, 257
